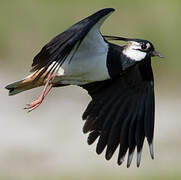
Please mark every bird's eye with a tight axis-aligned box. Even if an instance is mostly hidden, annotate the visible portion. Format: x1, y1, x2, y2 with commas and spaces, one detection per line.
141, 44, 147, 50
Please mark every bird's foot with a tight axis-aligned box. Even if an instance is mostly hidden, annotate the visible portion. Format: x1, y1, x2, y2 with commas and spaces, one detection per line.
24, 93, 44, 112
24, 82, 53, 112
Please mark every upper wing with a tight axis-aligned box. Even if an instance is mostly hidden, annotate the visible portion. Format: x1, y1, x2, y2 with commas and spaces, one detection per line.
81, 59, 155, 167
30, 8, 115, 82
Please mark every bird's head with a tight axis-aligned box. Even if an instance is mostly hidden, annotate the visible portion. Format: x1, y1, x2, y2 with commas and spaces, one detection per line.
122, 38, 163, 61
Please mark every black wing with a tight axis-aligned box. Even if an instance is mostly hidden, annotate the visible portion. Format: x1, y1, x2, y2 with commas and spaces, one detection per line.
81, 59, 155, 167
30, 8, 115, 82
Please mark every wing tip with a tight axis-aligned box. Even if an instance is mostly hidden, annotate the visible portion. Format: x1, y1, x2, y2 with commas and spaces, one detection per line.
149, 143, 154, 159
98, 8, 115, 13
103, 8, 115, 12
105, 152, 113, 160
93, 8, 115, 18
117, 156, 125, 166
136, 150, 142, 168
127, 152, 134, 168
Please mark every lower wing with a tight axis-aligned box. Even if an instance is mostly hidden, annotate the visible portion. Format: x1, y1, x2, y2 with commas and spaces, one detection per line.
81, 60, 155, 167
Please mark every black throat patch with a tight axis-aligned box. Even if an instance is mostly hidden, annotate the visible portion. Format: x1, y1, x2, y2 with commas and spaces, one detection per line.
106, 43, 137, 78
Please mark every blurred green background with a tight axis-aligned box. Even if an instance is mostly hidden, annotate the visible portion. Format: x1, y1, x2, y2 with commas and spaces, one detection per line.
0, 0, 181, 180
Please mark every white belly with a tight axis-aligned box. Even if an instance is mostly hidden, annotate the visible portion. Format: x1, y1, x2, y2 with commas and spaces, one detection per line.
53, 43, 110, 85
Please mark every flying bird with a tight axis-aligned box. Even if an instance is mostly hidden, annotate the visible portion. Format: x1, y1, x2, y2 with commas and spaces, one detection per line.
5, 8, 163, 167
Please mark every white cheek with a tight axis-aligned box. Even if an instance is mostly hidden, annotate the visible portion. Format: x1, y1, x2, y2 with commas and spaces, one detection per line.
123, 48, 147, 61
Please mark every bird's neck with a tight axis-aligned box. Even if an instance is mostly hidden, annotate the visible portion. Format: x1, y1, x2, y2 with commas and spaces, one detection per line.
107, 43, 136, 78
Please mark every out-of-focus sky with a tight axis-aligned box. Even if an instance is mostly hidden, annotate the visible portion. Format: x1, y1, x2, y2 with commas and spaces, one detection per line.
0, 0, 181, 179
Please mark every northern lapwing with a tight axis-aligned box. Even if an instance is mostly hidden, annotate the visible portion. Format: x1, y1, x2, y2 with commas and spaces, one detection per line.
5, 8, 163, 167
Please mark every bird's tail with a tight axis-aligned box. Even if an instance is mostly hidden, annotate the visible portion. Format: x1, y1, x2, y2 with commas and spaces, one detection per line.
5, 70, 46, 96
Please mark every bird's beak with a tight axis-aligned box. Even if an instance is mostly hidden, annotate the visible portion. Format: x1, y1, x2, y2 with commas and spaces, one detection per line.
151, 50, 164, 58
